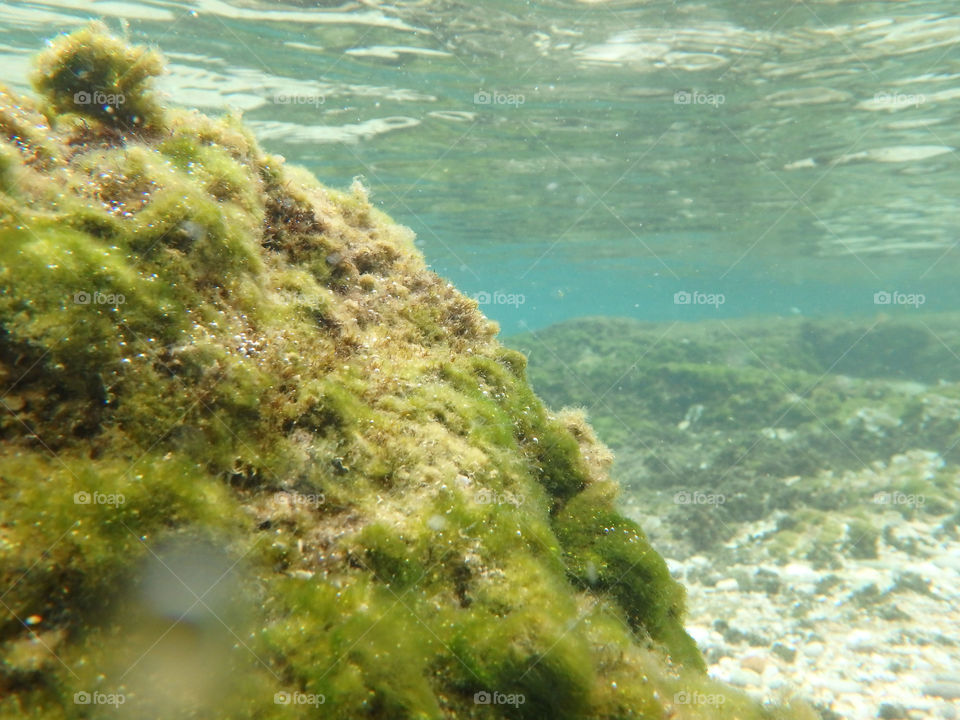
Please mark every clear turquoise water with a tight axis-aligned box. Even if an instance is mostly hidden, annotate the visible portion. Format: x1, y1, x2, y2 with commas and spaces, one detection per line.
4, 7, 960, 714
3, 0, 960, 333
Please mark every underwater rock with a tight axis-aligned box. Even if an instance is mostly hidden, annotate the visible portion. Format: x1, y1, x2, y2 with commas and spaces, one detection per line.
508, 315, 960, 554
509, 316, 960, 719
0, 24, 816, 720
923, 682, 960, 700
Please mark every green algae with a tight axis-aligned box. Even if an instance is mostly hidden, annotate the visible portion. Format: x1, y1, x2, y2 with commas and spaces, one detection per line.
508, 315, 960, 554
555, 482, 705, 672
0, 25, 817, 720
31, 22, 165, 132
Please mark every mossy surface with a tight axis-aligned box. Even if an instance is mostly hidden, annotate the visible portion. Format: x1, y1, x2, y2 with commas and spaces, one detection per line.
507, 315, 960, 555
0, 26, 815, 720
30, 22, 165, 131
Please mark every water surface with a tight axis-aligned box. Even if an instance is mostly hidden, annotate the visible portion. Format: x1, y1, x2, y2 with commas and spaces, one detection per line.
2, 0, 959, 331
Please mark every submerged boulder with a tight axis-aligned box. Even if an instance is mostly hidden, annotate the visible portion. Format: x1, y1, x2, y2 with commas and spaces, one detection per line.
0, 24, 813, 719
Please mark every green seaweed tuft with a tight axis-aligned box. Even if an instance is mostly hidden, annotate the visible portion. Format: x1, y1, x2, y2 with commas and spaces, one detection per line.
31, 21, 165, 131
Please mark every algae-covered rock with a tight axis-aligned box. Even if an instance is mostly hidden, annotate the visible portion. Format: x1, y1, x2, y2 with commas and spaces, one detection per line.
507, 315, 960, 556
0, 25, 815, 720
